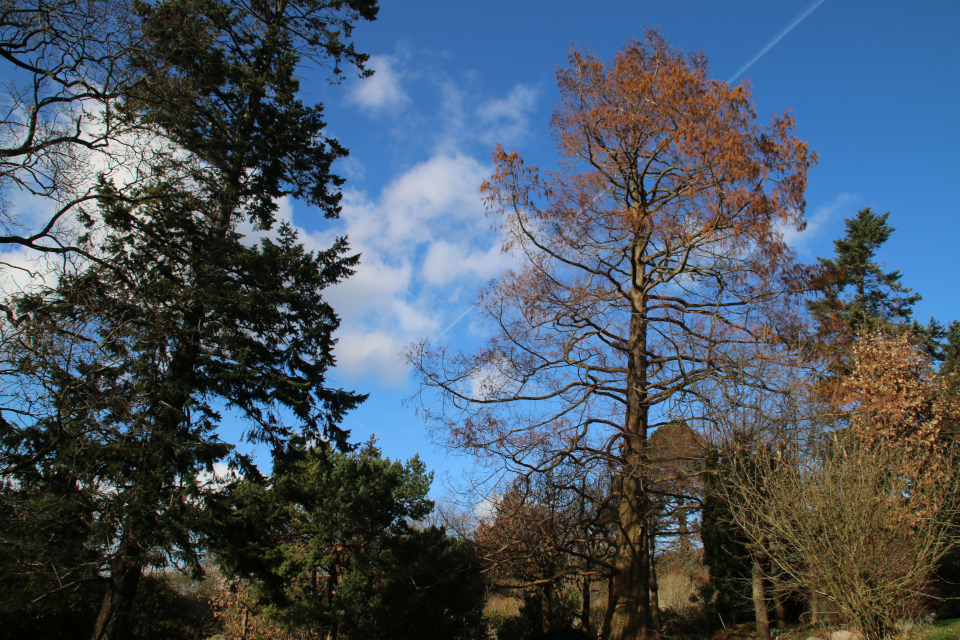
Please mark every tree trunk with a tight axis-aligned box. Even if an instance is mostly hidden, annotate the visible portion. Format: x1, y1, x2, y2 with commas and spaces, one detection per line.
91, 535, 143, 640
542, 581, 554, 634
810, 589, 820, 625
602, 575, 615, 639
605, 289, 654, 640
604, 453, 654, 640
751, 552, 771, 640
649, 526, 661, 631
326, 565, 339, 640
581, 574, 592, 637
769, 568, 786, 629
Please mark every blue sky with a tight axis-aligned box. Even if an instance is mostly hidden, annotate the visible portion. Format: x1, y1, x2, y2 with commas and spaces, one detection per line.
251, 1, 960, 493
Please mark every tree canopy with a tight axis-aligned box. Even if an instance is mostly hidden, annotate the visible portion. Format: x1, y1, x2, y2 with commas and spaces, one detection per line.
408, 31, 816, 640
214, 442, 484, 640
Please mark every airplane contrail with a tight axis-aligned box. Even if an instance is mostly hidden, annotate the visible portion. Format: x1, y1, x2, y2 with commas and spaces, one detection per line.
431, 302, 476, 342
728, 0, 829, 83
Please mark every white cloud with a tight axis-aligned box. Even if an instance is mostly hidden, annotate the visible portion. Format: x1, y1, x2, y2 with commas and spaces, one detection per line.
780, 192, 858, 250
334, 330, 408, 383
373, 152, 490, 241
476, 84, 539, 146
422, 239, 512, 286
326, 256, 413, 322
348, 54, 409, 111
241, 70, 540, 385
224, 151, 509, 385
0, 245, 62, 297
256, 152, 514, 385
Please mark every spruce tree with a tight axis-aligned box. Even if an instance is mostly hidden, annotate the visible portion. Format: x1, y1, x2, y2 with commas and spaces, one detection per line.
808, 207, 920, 336
805, 208, 953, 385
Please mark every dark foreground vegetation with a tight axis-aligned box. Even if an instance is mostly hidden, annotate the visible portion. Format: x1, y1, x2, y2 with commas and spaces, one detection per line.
1, 1, 958, 639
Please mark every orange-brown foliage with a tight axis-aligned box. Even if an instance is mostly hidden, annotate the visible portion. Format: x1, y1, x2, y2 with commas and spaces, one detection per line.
840, 333, 960, 525
410, 30, 818, 640
843, 332, 959, 474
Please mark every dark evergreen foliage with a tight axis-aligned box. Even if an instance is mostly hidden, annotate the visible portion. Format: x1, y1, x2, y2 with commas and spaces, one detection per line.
700, 454, 754, 627
807, 207, 920, 335
0, 1, 377, 638
213, 442, 485, 639
806, 207, 952, 380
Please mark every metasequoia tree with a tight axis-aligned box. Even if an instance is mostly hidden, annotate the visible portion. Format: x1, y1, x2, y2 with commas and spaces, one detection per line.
408, 32, 814, 640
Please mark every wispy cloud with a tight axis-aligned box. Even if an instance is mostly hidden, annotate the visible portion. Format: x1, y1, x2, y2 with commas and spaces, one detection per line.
476, 84, 539, 146
728, 0, 829, 83
348, 54, 410, 111
779, 192, 857, 251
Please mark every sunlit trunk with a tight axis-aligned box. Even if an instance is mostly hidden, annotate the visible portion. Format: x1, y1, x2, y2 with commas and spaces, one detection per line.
604, 475, 651, 640
605, 305, 655, 640
751, 552, 771, 640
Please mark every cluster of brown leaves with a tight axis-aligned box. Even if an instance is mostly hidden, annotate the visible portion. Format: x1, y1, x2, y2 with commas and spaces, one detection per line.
842, 332, 960, 490
209, 574, 298, 640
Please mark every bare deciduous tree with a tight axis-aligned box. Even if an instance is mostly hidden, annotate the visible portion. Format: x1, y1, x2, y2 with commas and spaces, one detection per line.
475, 469, 613, 636
0, 0, 142, 253
408, 31, 815, 640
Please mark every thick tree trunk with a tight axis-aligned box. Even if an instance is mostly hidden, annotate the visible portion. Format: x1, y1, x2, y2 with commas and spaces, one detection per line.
751, 552, 771, 640
91, 535, 143, 640
605, 499, 651, 640
605, 305, 654, 640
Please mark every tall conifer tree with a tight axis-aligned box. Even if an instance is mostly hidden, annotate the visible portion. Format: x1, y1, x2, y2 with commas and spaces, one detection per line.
0, 1, 377, 638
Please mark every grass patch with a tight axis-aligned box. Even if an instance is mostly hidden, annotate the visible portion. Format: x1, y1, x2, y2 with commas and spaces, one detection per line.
916, 618, 960, 640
